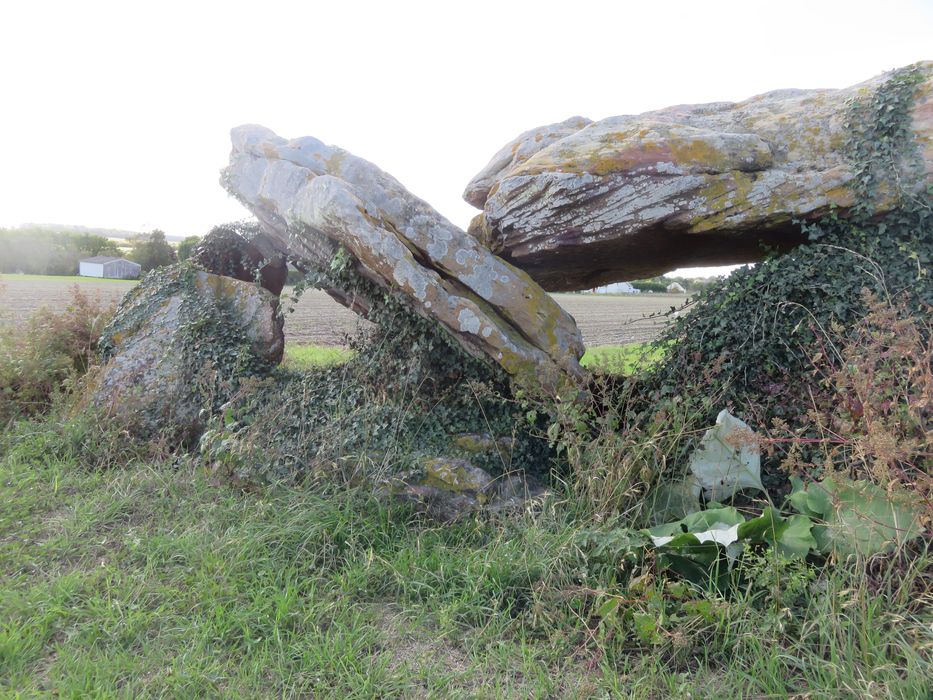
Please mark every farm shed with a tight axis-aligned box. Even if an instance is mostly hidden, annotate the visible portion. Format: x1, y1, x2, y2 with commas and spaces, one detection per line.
587, 282, 640, 294
78, 256, 141, 279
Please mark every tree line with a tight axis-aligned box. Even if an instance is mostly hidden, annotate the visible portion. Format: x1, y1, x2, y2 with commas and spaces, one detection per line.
0, 227, 201, 276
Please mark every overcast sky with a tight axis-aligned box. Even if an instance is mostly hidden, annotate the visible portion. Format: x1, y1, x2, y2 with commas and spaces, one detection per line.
1, 0, 931, 276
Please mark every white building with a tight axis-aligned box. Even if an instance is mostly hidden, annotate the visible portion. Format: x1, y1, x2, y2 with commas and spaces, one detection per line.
666, 282, 687, 294
78, 256, 141, 279
588, 281, 640, 295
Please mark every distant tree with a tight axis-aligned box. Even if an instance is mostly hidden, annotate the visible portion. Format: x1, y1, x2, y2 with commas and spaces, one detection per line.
0, 227, 122, 275
74, 233, 121, 258
176, 235, 200, 261
130, 230, 177, 272
630, 277, 668, 293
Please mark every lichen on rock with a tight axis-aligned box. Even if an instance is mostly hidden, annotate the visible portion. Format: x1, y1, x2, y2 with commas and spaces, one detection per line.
465, 62, 933, 290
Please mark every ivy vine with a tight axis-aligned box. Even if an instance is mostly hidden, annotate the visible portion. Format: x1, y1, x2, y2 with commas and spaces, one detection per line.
634, 62, 932, 487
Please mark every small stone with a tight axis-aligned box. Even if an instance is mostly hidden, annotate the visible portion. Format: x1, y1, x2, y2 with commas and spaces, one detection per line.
487, 473, 547, 503
419, 457, 493, 493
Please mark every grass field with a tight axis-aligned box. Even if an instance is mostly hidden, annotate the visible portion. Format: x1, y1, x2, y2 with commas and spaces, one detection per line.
2, 422, 929, 698
284, 343, 666, 375
0, 274, 688, 348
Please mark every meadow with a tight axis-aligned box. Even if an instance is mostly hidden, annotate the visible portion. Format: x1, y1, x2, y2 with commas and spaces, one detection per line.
1, 270, 929, 699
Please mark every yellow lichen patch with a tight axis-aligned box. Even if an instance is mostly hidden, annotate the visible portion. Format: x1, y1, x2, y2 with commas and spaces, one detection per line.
511, 124, 771, 178
420, 458, 490, 493
667, 138, 738, 173
453, 434, 498, 454
325, 151, 346, 173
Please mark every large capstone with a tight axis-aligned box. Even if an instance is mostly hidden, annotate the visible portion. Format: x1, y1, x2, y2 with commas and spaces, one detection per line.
91, 265, 284, 441
465, 62, 933, 290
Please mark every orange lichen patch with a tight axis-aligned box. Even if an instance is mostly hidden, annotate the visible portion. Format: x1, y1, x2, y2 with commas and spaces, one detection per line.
511, 124, 771, 178
325, 151, 346, 173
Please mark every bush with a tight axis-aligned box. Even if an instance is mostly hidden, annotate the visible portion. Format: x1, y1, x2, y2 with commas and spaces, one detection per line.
0, 286, 114, 424
129, 229, 177, 272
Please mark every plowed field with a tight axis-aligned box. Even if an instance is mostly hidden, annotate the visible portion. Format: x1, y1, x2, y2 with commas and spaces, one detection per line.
1, 275, 689, 346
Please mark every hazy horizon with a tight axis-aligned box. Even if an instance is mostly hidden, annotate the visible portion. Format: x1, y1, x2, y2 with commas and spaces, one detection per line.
2, 0, 931, 278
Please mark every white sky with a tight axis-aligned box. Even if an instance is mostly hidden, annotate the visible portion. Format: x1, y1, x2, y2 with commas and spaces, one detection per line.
1, 0, 931, 277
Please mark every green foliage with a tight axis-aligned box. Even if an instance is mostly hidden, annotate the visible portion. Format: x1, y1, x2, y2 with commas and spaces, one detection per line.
175, 235, 200, 261
0, 227, 121, 275
0, 286, 114, 424
788, 476, 923, 556
629, 275, 719, 294
630, 278, 669, 293
128, 229, 177, 272
636, 63, 933, 489
3, 412, 932, 697
200, 247, 553, 485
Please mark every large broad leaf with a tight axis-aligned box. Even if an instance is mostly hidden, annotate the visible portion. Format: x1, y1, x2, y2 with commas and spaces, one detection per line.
775, 515, 818, 558
788, 476, 830, 519
653, 533, 726, 587
647, 481, 700, 525
681, 506, 745, 531
789, 477, 922, 556
688, 410, 765, 501
648, 523, 740, 548
737, 508, 815, 558
646, 507, 747, 567
645, 506, 744, 543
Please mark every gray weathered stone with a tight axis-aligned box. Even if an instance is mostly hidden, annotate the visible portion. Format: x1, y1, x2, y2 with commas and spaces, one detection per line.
92, 267, 284, 440
465, 63, 933, 290
223, 126, 586, 395
385, 457, 548, 522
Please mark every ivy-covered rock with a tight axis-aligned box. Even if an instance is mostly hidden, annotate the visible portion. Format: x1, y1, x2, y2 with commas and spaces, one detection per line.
465, 62, 932, 290
192, 221, 288, 295
91, 264, 283, 441
631, 63, 933, 493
